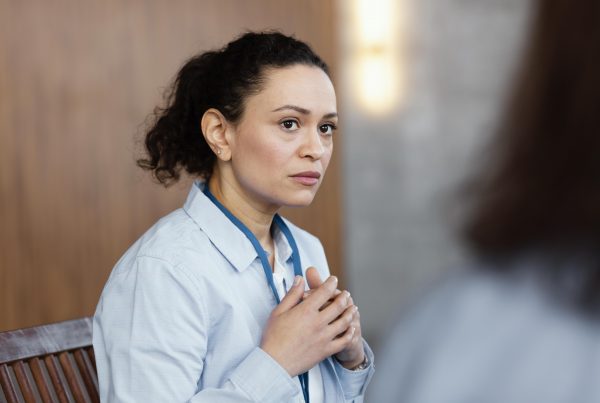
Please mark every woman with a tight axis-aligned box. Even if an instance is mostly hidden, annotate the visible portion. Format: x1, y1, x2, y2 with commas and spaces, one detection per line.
93, 32, 374, 402
368, 0, 600, 402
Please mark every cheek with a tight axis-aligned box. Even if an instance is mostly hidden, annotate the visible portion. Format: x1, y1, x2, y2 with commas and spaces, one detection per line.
259, 142, 291, 172
236, 130, 268, 158
321, 144, 334, 172
237, 132, 289, 173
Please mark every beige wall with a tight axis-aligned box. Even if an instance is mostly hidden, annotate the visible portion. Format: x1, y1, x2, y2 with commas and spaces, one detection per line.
0, 0, 342, 331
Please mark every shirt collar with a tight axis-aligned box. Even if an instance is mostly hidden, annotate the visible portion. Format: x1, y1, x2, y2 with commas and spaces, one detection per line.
183, 181, 294, 272
272, 225, 293, 264
183, 180, 258, 272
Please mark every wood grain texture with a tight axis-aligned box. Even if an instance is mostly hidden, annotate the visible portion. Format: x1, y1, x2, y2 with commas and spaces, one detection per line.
43, 355, 73, 403
0, 364, 20, 402
29, 357, 58, 403
0, 318, 98, 402
0, 0, 342, 331
0, 318, 92, 363
72, 350, 98, 403
11, 361, 37, 403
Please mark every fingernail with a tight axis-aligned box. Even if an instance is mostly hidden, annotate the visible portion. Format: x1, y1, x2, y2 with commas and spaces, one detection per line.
294, 276, 302, 286
331, 276, 338, 284
351, 326, 356, 335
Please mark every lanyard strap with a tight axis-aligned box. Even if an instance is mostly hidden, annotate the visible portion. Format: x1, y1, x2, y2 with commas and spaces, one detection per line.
203, 186, 309, 403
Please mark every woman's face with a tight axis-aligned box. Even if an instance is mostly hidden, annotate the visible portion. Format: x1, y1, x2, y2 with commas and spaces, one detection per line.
227, 64, 337, 211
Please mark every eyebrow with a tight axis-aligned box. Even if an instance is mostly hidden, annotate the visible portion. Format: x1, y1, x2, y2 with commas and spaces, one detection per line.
272, 105, 338, 120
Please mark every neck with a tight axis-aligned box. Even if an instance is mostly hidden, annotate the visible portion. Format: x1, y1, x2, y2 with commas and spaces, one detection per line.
207, 170, 276, 248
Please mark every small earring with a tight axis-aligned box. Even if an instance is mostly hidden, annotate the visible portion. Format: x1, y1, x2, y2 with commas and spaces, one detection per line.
216, 149, 222, 155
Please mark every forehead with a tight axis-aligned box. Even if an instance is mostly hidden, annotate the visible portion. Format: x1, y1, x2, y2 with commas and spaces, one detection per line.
246, 65, 337, 114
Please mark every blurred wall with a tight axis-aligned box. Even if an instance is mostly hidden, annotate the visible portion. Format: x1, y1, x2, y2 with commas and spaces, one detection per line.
340, 0, 533, 345
0, 0, 341, 331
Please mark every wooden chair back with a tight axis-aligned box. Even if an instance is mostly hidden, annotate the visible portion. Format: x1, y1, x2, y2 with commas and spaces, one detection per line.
0, 318, 98, 403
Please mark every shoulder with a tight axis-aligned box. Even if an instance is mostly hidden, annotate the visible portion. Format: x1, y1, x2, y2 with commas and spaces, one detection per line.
381, 257, 576, 361
109, 208, 219, 283
373, 257, 600, 402
384, 267, 527, 340
370, 270, 515, 401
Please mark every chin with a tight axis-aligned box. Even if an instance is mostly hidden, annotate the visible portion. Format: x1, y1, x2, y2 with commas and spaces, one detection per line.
280, 191, 317, 208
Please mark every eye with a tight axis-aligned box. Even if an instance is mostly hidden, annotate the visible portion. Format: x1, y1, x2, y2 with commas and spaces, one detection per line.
280, 119, 299, 131
319, 123, 337, 136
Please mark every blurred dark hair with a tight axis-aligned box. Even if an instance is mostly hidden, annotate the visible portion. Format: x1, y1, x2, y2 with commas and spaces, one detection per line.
137, 31, 329, 185
464, 1, 600, 304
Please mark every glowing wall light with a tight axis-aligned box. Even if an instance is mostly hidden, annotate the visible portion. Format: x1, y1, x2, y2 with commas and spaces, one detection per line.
341, 0, 406, 116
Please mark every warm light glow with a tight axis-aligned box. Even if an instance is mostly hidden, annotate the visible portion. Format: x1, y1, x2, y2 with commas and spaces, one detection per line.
340, 0, 406, 116
355, 0, 397, 46
354, 53, 401, 116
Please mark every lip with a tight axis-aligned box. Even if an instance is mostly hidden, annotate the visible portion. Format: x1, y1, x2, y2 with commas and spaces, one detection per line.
290, 171, 321, 186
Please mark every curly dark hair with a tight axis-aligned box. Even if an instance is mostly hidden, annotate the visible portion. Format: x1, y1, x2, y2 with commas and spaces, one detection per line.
137, 31, 329, 185
463, 0, 600, 307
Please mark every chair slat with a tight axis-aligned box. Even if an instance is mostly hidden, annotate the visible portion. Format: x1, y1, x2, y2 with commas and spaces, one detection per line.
72, 351, 98, 403
28, 357, 58, 403
83, 349, 94, 371
57, 353, 89, 403
12, 361, 42, 403
43, 356, 74, 403
1, 364, 19, 403
0, 318, 97, 403
0, 364, 24, 403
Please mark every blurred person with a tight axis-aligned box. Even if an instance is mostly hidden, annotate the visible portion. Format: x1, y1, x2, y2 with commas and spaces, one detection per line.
368, 0, 600, 402
93, 31, 373, 403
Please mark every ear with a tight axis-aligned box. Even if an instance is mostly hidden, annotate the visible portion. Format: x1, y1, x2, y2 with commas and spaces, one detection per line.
201, 108, 232, 161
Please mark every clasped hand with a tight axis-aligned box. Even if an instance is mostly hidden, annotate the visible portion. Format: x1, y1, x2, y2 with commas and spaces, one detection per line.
260, 268, 365, 377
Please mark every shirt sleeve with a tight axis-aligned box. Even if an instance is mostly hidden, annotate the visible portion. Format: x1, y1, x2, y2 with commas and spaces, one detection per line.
93, 256, 299, 403
330, 339, 375, 402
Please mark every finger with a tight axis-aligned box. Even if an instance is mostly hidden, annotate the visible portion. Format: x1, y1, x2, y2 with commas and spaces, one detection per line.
327, 305, 357, 339
339, 293, 355, 312
349, 309, 362, 336
320, 290, 352, 324
303, 276, 339, 310
305, 267, 323, 290
317, 294, 340, 311
349, 319, 361, 340
274, 276, 304, 313
326, 326, 356, 356
336, 321, 357, 340
352, 331, 362, 345
303, 288, 342, 299
303, 289, 343, 313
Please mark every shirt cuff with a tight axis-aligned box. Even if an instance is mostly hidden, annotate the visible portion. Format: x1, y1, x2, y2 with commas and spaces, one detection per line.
230, 347, 300, 403
331, 339, 375, 400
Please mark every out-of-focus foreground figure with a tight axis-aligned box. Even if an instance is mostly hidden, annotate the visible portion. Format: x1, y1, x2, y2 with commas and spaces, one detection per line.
368, 0, 600, 401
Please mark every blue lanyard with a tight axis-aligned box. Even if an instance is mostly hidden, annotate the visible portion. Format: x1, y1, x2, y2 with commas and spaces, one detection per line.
203, 186, 310, 403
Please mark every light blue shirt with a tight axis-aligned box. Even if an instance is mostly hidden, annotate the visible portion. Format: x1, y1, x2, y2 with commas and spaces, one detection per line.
93, 181, 374, 402
368, 260, 600, 403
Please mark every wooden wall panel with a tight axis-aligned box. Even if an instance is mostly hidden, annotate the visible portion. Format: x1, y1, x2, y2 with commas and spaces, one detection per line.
0, 0, 342, 331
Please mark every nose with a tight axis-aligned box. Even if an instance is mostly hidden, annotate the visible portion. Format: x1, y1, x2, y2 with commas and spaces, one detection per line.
299, 130, 325, 160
